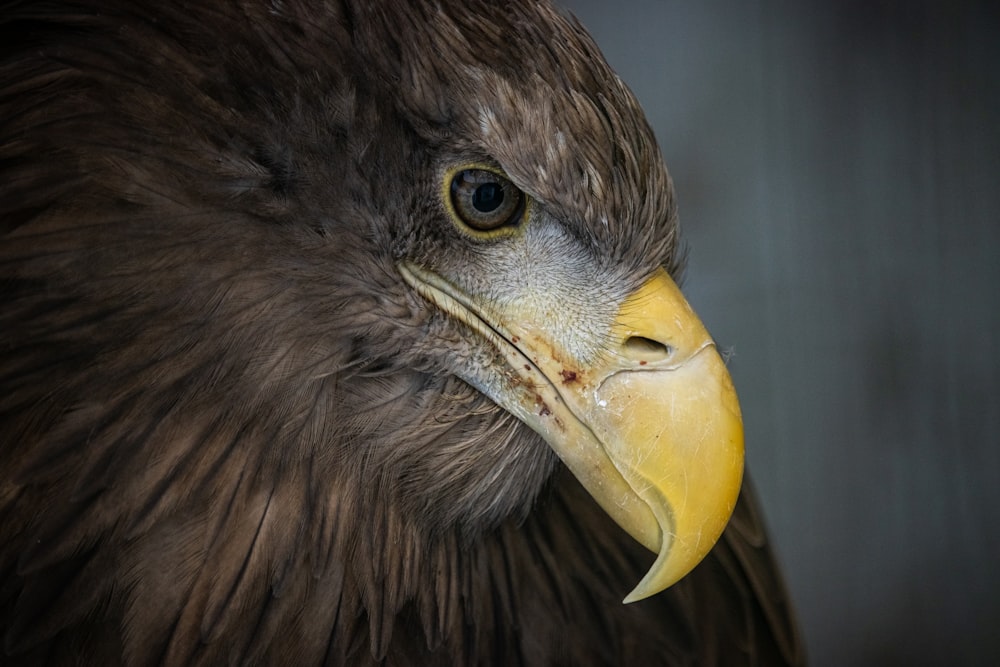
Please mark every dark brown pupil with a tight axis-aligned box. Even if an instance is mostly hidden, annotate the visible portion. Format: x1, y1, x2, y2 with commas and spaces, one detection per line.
472, 182, 504, 213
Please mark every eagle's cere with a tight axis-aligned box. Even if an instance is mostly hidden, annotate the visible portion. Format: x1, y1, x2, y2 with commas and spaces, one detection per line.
1, 1, 803, 665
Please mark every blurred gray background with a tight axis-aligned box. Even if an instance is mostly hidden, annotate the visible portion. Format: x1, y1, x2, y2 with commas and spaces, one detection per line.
560, 1, 1000, 665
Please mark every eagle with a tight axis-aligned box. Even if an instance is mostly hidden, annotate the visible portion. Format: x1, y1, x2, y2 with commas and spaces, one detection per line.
0, 1, 803, 664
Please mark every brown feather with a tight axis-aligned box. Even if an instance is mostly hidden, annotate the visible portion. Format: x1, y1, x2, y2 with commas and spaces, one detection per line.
1, 0, 803, 664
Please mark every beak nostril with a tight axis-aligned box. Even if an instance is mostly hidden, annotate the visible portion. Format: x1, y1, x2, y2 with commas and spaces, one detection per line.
623, 336, 672, 363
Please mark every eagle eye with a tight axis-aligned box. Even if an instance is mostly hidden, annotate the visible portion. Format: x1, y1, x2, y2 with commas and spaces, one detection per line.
448, 168, 526, 232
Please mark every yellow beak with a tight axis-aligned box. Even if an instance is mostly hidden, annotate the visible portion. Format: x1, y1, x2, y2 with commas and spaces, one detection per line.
399, 264, 744, 602
588, 269, 744, 601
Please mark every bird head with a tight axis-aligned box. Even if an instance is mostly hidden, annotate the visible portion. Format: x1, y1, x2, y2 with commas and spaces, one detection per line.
1, 0, 743, 605
329, 2, 745, 601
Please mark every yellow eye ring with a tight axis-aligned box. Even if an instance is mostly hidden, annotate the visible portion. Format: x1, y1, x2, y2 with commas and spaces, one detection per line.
442, 165, 529, 237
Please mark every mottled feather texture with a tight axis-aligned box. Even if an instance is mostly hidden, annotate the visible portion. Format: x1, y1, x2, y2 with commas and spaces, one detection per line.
1, 1, 803, 665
